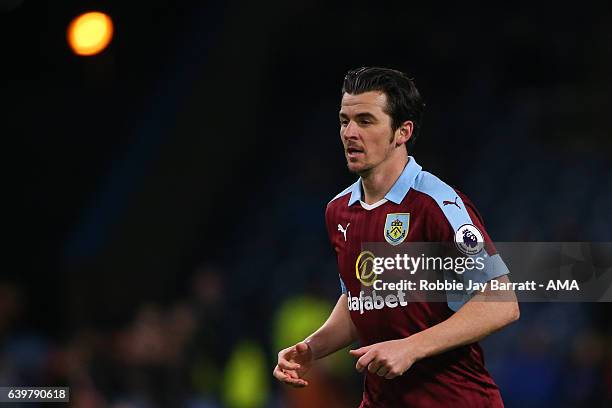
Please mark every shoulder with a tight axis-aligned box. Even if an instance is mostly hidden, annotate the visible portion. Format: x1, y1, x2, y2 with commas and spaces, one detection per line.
412, 171, 456, 203
411, 171, 478, 231
326, 180, 358, 209
324, 180, 357, 232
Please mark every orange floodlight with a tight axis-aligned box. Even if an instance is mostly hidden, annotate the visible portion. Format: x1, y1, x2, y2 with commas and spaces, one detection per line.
67, 12, 114, 56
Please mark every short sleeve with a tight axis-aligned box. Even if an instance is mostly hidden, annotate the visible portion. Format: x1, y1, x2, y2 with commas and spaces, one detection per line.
339, 275, 348, 295
325, 203, 346, 296
431, 193, 510, 311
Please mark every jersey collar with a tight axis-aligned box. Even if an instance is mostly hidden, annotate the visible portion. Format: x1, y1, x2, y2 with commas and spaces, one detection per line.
348, 156, 422, 206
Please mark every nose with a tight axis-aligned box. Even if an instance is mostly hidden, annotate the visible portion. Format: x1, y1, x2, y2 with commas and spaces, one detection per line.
342, 120, 359, 141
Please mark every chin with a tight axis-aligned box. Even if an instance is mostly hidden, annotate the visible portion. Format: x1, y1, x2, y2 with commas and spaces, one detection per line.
346, 161, 369, 175
346, 162, 360, 173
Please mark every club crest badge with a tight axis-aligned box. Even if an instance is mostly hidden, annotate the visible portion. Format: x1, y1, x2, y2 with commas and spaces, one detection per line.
384, 213, 410, 245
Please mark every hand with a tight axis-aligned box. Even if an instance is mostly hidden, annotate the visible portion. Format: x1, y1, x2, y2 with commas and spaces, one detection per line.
349, 338, 416, 379
272, 342, 313, 387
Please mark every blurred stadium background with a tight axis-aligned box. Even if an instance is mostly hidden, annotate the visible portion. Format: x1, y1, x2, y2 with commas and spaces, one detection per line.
4, 0, 612, 407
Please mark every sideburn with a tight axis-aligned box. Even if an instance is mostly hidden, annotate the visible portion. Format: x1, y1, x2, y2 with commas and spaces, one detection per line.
389, 127, 398, 145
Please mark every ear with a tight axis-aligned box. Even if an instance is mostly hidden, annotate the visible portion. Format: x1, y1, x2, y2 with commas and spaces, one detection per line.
396, 121, 414, 147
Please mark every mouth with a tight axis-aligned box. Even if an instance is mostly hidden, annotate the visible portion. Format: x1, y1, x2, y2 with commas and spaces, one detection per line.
346, 146, 365, 159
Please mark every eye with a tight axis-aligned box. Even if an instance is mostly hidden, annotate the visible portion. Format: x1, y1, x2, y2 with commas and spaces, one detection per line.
340, 119, 349, 126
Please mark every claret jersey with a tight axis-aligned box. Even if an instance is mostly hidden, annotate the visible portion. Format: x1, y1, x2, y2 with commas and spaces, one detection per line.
325, 156, 509, 408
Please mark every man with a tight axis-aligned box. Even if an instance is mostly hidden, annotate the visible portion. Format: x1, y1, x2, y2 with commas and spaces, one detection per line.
273, 67, 519, 407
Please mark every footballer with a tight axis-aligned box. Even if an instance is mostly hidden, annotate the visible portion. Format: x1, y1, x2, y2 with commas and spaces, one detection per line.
273, 67, 519, 407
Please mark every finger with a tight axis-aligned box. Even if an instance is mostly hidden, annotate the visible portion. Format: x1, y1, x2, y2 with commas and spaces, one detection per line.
376, 365, 389, 377
273, 366, 309, 387
281, 371, 309, 388
273, 366, 291, 381
287, 379, 309, 388
356, 351, 377, 373
349, 345, 371, 357
283, 376, 309, 387
367, 360, 383, 374
279, 347, 303, 368
284, 345, 298, 359
384, 369, 402, 380
284, 369, 299, 379
278, 358, 301, 371
295, 342, 310, 355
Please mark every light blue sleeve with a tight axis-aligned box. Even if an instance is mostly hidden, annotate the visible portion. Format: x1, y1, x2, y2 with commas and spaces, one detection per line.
413, 171, 509, 311
445, 254, 510, 311
339, 275, 347, 295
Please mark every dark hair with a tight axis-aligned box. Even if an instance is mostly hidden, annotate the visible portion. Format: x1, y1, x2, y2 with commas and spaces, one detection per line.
342, 67, 425, 146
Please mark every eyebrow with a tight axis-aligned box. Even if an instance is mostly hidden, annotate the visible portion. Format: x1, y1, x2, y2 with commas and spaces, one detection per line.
339, 112, 378, 120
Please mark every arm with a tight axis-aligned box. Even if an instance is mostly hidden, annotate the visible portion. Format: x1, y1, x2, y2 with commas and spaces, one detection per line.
406, 274, 519, 359
350, 275, 519, 379
305, 293, 359, 360
273, 294, 358, 387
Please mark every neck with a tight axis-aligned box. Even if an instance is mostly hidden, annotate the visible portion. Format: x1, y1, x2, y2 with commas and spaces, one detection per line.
360, 153, 409, 205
